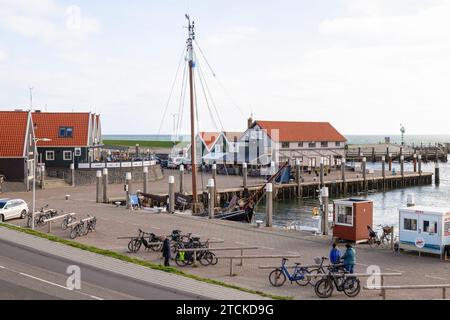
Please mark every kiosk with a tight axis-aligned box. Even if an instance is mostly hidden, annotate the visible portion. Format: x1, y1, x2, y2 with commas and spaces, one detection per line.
333, 198, 373, 242
398, 206, 450, 259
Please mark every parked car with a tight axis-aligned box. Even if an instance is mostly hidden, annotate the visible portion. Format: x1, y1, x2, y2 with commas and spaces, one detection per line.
0, 199, 29, 222
168, 157, 186, 169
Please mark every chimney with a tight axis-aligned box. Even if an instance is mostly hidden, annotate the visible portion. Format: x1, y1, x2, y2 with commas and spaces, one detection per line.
247, 116, 253, 129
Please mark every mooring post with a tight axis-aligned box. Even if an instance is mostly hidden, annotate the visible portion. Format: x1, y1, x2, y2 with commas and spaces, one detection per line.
296, 159, 302, 198
321, 187, 329, 235
143, 166, 148, 194
435, 162, 440, 185
70, 163, 75, 187
96, 170, 102, 203
341, 158, 347, 194
242, 162, 248, 189
418, 155, 422, 176
372, 147, 376, 162
266, 183, 273, 227
320, 157, 325, 188
388, 153, 392, 172
413, 154, 417, 173
179, 164, 184, 194
381, 156, 386, 190
135, 144, 140, 157
362, 157, 367, 191
212, 163, 217, 208
400, 155, 405, 181
208, 179, 214, 219
102, 168, 108, 203
125, 172, 132, 209
168, 175, 175, 213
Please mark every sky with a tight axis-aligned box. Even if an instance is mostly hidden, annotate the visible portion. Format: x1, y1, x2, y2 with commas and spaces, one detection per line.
1, 0, 450, 135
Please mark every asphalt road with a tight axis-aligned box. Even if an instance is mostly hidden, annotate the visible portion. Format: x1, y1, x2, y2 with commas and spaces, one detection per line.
0, 239, 199, 300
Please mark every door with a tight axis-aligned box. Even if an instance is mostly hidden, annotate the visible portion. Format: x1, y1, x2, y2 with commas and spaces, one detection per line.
3, 201, 17, 220
418, 215, 440, 253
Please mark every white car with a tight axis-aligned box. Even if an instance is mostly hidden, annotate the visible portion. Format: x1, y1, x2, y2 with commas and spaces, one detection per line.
0, 199, 29, 222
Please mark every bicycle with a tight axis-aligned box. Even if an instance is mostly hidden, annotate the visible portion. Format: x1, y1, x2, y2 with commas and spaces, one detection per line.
61, 214, 77, 231
128, 229, 162, 253
175, 238, 218, 267
35, 205, 58, 227
70, 220, 86, 239
314, 264, 360, 298
367, 225, 392, 248
82, 216, 97, 236
268, 258, 311, 287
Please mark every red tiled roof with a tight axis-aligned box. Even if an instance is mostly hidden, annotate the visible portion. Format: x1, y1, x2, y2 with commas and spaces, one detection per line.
254, 120, 347, 142
199, 132, 221, 149
32, 112, 90, 147
0, 111, 29, 158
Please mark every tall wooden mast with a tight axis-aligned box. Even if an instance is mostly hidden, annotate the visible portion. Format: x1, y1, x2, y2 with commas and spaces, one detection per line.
186, 15, 198, 208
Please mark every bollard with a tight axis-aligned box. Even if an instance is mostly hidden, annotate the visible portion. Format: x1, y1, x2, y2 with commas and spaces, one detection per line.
266, 183, 273, 227
400, 155, 405, 179
40, 164, 46, 189
418, 155, 422, 176
381, 156, 386, 190
321, 187, 329, 235
435, 162, 440, 185
207, 179, 215, 219
96, 170, 102, 203
296, 159, 302, 198
362, 157, 367, 191
320, 157, 324, 188
407, 194, 415, 207
388, 153, 392, 172
135, 144, 140, 157
391, 225, 395, 252
413, 154, 417, 173
341, 158, 347, 194
179, 165, 184, 194
102, 168, 108, 203
125, 172, 132, 209
143, 167, 148, 194
212, 163, 217, 208
169, 176, 175, 213
242, 162, 248, 189
70, 163, 75, 187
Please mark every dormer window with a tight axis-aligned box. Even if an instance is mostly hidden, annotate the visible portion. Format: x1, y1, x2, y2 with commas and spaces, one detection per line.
59, 127, 73, 138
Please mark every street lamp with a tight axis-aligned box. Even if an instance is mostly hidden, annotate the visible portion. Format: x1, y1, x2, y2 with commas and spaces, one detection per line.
31, 137, 51, 230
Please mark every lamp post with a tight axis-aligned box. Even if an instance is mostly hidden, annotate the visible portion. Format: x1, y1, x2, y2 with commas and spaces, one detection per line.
31, 138, 51, 230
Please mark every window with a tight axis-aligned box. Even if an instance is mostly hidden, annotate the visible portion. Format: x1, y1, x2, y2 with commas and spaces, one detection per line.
298, 142, 304, 148
63, 151, 72, 161
59, 127, 74, 138
423, 220, 438, 234
335, 141, 341, 147
404, 218, 417, 231
321, 142, 329, 148
336, 205, 353, 226
281, 142, 290, 148
46, 151, 55, 161
309, 142, 316, 148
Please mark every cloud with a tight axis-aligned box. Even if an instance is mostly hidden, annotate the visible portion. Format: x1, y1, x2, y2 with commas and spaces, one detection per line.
0, 49, 6, 61
203, 26, 259, 47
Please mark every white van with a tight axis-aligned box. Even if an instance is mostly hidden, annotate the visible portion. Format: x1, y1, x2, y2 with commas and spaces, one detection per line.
0, 199, 29, 222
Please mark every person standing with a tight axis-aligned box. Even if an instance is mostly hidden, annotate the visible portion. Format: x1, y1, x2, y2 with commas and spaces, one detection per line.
341, 244, 356, 274
329, 243, 341, 265
162, 235, 171, 267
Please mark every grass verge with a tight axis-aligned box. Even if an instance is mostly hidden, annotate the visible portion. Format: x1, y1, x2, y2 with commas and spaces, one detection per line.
103, 140, 178, 149
0, 223, 292, 300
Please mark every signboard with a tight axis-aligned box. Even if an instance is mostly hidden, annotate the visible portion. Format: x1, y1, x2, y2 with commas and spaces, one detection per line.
129, 194, 139, 206
107, 162, 121, 168
415, 237, 425, 249
74, 148, 82, 157
78, 163, 90, 169
143, 161, 151, 167
121, 162, 132, 168
132, 161, 143, 167
91, 163, 106, 169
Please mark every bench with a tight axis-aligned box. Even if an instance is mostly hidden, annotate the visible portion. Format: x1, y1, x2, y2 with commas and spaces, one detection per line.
178, 246, 259, 266
43, 213, 76, 233
365, 283, 450, 300
217, 254, 302, 276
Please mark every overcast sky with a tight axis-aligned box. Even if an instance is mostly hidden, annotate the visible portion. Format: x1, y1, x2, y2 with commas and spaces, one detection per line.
1, 0, 450, 135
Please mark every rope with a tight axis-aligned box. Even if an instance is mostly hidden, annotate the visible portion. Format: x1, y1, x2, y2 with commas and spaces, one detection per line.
175, 61, 188, 142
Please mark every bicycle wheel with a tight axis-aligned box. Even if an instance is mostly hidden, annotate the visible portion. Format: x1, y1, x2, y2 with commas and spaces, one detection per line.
343, 277, 361, 298
175, 252, 189, 267
127, 239, 137, 252
61, 219, 68, 231
294, 269, 311, 287
70, 227, 78, 239
315, 278, 334, 298
199, 251, 211, 266
269, 269, 286, 287
207, 252, 218, 265
308, 268, 324, 287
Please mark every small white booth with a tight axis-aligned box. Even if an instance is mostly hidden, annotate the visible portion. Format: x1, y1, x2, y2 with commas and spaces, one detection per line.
399, 206, 450, 259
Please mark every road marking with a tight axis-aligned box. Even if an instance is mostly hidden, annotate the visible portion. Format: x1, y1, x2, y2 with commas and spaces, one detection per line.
356, 263, 369, 267
425, 274, 447, 281
259, 246, 275, 250
385, 267, 405, 273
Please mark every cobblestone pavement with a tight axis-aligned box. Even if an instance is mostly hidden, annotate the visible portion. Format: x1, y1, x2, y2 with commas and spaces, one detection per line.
2, 177, 448, 300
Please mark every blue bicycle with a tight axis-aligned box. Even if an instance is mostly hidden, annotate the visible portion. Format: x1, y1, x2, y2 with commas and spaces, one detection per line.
269, 258, 311, 287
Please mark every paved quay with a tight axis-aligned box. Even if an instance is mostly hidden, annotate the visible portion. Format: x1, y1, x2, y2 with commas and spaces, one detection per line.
2, 179, 449, 300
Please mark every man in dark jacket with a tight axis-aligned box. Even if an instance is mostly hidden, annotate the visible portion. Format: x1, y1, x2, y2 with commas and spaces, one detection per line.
162, 235, 171, 267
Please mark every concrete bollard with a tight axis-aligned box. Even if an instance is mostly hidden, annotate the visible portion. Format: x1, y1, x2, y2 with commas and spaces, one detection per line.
435, 162, 440, 185
341, 158, 347, 194
143, 167, 148, 194
242, 162, 248, 189
212, 163, 217, 208
135, 144, 140, 157
207, 179, 215, 219
321, 187, 329, 235
388, 153, 392, 172
40, 164, 46, 189
381, 156, 386, 190
362, 157, 367, 191
407, 194, 415, 207
400, 155, 405, 178
102, 168, 108, 203
418, 155, 422, 176
413, 154, 417, 173
96, 170, 102, 203
179, 165, 184, 194
169, 176, 175, 213
125, 172, 132, 209
70, 163, 75, 187
266, 183, 273, 227
320, 157, 324, 188
296, 159, 302, 198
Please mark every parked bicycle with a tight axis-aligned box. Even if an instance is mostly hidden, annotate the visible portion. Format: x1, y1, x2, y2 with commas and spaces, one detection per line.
83, 216, 97, 236
61, 214, 77, 231
70, 220, 86, 239
314, 263, 361, 298
128, 229, 162, 253
174, 238, 218, 267
367, 225, 393, 248
35, 205, 58, 227
268, 258, 312, 287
